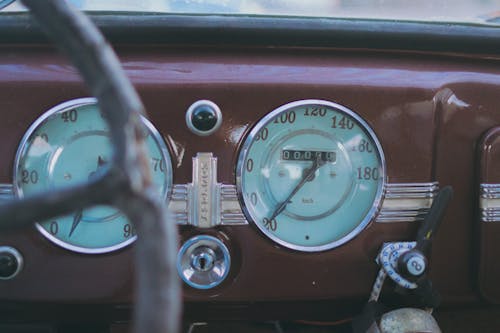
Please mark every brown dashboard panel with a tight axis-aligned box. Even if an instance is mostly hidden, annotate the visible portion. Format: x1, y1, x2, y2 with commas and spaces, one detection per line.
0, 44, 499, 314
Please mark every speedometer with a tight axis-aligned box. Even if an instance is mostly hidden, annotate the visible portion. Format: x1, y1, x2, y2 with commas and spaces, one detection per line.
236, 100, 385, 252
14, 98, 173, 254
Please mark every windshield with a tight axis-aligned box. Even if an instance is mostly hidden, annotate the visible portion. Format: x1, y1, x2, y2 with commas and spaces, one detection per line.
2, 0, 500, 25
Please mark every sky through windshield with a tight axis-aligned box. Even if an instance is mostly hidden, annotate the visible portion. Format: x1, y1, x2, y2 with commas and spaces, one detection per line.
2, 0, 500, 25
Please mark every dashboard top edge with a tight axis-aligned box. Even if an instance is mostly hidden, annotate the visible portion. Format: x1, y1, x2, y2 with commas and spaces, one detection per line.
2, 47, 500, 92
0, 14, 500, 55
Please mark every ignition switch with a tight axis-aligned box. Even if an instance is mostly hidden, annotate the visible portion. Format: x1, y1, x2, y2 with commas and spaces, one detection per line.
177, 235, 230, 289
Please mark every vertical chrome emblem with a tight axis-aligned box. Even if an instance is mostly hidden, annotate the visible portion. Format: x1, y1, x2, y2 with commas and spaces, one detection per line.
191, 153, 219, 228
169, 153, 247, 227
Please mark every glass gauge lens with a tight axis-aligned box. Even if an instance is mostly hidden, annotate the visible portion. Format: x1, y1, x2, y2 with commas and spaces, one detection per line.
14, 98, 173, 254
237, 100, 385, 252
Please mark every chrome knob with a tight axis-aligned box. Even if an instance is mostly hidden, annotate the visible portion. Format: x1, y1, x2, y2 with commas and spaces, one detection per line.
398, 249, 427, 280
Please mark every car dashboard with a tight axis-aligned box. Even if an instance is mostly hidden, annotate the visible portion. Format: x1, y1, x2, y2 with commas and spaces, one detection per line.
1, 11, 500, 333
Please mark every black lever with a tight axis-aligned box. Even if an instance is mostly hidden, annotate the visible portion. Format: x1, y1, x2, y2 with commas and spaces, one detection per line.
398, 186, 453, 280
397, 186, 453, 308
353, 187, 453, 331
416, 186, 453, 254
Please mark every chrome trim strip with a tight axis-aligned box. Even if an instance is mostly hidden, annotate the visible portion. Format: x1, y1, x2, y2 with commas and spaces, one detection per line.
384, 182, 439, 199
481, 183, 500, 199
220, 184, 247, 225
169, 185, 189, 225
168, 183, 248, 226
4, 178, 436, 226
171, 181, 437, 225
480, 184, 500, 222
482, 208, 500, 222
376, 182, 438, 223
0, 184, 14, 203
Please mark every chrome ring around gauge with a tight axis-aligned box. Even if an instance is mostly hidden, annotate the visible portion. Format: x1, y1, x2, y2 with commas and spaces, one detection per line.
0, 0, 15, 10
236, 99, 386, 252
14, 98, 173, 254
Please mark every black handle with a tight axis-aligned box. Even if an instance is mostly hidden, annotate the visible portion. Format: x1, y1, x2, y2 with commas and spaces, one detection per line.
397, 186, 453, 282
416, 186, 453, 254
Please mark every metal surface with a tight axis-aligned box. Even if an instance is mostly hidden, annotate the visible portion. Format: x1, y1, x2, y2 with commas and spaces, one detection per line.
481, 183, 500, 199
379, 308, 441, 333
191, 153, 218, 228
168, 153, 247, 227
0, 184, 13, 204
0, 246, 23, 280
369, 242, 417, 302
236, 99, 386, 252
177, 235, 230, 289
0, 0, 14, 10
220, 185, 247, 225
376, 182, 439, 223
480, 184, 500, 222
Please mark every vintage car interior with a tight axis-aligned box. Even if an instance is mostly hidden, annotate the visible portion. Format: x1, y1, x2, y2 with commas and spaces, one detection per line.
1, 0, 500, 332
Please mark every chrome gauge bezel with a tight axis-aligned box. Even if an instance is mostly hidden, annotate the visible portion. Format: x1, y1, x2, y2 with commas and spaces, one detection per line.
13, 97, 173, 254
0, 0, 15, 10
236, 99, 386, 252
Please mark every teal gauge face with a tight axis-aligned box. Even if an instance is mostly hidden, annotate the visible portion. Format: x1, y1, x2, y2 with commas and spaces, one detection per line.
236, 100, 385, 252
14, 98, 173, 254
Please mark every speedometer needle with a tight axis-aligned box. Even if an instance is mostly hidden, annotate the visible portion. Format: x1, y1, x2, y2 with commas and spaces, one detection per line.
68, 209, 83, 238
268, 155, 326, 221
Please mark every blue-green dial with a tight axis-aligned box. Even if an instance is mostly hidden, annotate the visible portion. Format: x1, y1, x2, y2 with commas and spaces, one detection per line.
14, 98, 173, 254
237, 100, 385, 252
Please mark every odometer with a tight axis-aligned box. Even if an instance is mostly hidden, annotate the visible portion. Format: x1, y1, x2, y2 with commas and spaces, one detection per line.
236, 100, 385, 252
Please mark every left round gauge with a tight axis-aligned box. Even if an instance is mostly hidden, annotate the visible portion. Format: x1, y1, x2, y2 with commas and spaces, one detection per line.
13, 98, 173, 254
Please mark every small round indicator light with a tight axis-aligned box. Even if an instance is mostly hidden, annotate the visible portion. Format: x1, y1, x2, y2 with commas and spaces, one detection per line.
0, 247, 23, 280
186, 100, 222, 136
